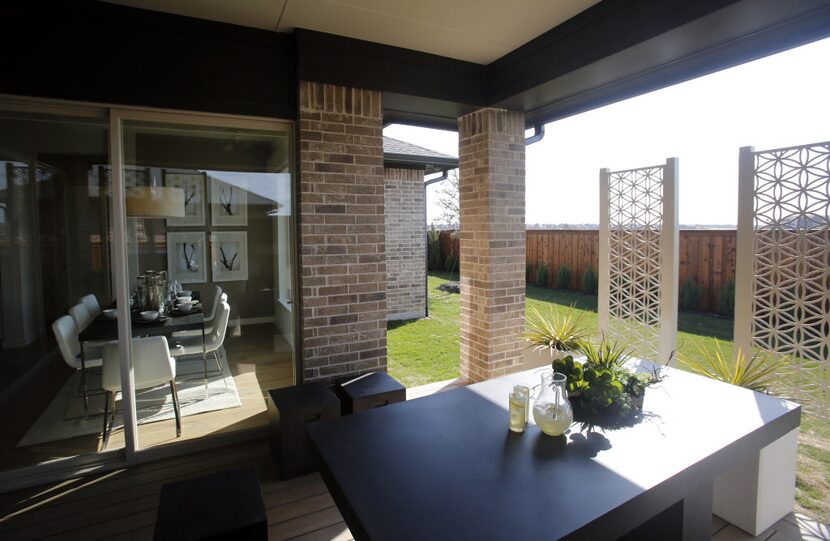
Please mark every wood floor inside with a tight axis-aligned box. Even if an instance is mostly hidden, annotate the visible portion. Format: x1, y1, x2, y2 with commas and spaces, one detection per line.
0, 322, 294, 471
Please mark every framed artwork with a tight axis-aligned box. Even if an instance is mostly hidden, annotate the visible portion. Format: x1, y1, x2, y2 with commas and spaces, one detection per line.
165, 172, 205, 226
166, 232, 208, 284
211, 231, 248, 282
211, 177, 248, 226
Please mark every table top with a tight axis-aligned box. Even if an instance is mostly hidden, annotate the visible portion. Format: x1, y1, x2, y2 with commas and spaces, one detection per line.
79, 309, 204, 342
307, 362, 800, 541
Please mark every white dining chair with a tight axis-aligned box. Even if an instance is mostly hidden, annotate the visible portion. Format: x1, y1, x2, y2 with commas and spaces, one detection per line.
170, 299, 230, 381
53, 315, 103, 413
173, 288, 224, 338
69, 303, 94, 332
79, 294, 101, 317
101, 336, 181, 449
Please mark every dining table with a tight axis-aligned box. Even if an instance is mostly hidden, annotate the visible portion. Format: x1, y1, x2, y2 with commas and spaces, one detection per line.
77, 293, 209, 408
307, 361, 800, 541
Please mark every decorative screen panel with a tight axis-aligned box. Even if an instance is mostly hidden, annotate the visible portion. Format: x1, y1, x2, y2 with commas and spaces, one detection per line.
750, 141, 830, 419
605, 166, 665, 361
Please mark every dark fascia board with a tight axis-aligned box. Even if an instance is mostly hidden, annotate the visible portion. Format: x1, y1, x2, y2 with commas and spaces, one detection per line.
295, 29, 488, 107
382, 92, 479, 131
0, 1, 296, 119
496, 0, 830, 126
486, 0, 744, 103
383, 153, 458, 171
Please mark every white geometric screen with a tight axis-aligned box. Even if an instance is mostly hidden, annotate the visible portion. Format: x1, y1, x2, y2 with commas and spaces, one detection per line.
599, 161, 678, 363
746, 141, 830, 419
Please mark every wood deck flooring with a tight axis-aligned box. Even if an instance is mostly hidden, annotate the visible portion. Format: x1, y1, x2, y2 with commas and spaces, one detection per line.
1, 379, 828, 540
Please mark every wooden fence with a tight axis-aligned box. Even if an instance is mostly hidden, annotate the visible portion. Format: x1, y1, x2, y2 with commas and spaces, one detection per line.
436, 229, 737, 313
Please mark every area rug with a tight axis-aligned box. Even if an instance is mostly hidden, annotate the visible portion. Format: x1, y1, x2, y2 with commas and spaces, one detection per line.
18, 348, 241, 447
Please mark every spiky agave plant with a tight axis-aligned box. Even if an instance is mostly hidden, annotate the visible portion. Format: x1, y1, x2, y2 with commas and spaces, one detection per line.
578, 334, 633, 369
677, 340, 787, 393
523, 305, 587, 353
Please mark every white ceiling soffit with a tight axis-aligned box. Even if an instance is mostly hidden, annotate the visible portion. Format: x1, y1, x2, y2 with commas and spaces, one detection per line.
103, 0, 601, 64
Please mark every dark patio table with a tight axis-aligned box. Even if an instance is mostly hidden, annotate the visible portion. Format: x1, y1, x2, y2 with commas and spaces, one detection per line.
307, 363, 800, 541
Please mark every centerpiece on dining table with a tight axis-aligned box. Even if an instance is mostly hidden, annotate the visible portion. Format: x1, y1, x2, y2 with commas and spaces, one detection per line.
522, 307, 666, 433
131, 270, 200, 321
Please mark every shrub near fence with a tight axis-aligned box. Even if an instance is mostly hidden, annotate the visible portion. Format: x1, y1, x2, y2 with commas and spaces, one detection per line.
436, 229, 737, 313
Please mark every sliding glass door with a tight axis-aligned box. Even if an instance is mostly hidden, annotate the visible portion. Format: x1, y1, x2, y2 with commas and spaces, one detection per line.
115, 112, 296, 452
0, 107, 127, 471
0, 99, 295, 476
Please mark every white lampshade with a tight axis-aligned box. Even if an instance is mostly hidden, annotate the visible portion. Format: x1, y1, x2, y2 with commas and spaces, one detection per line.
126, 186, 186, 218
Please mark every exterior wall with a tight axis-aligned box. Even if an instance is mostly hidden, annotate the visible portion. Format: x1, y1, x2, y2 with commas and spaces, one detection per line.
457, 108, 526, 383
298, 81, 387, 382
384, 167, 426, 321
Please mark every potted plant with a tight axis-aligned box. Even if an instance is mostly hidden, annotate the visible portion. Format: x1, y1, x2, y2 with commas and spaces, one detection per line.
551, 336, 663, 427
522, 305, 587, 367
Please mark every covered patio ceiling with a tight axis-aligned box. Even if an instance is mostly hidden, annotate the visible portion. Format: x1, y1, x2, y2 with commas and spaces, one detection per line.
103, 0, 602, 64
100, 0, 830, 130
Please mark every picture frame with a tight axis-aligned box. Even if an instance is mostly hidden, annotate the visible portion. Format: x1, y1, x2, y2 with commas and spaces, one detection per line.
166, 232, 208, 284
211, 231, 248, 282
165, 171, 205, 227
210, 176, 248, 226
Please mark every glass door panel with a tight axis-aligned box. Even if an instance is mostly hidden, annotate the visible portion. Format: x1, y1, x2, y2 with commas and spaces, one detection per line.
0, 110, 124, 471
119, 118, 295, 450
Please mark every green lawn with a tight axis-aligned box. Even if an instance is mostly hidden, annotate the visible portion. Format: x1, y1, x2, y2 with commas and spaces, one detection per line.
387, 271, 829, 523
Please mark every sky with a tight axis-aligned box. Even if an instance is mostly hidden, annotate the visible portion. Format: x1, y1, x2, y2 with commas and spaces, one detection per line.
384, 36, 830, 226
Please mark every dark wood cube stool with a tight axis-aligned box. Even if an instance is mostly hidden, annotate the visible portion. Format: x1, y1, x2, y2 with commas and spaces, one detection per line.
154, 466, 266, 541
267, 382, 340, 479
338, 371, 406, 414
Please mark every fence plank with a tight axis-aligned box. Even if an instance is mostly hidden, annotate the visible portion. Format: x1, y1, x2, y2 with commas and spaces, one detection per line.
436, 229, 736, 313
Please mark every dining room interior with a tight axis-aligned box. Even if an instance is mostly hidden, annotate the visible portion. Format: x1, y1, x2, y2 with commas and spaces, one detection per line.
0, 108, 297, 472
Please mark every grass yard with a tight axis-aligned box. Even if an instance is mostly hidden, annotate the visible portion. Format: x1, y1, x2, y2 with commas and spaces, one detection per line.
387, 271, 830, 523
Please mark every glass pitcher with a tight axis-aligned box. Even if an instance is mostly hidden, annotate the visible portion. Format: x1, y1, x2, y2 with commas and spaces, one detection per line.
533, 372, 573, 436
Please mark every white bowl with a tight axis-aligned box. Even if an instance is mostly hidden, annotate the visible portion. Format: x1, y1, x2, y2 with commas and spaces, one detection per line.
176, 296, 192, 304
177, 302, 193, 313
103, 308, 118, 319
140, 310, 159, 321
177, 290, 192, 298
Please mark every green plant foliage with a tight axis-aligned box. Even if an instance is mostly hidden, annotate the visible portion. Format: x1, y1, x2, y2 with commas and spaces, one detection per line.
523, 305, 586, 352
581, 265, 598, 294
555, 265, 572, 290
680, 278, 703, 311
677, 340, 788, 393
444, 253, 459, 274
551, 355, 585, 394
578, 336, 632, 369
427, 225, 442, 271
536, 260, 549, 287
717, 281, 735, 316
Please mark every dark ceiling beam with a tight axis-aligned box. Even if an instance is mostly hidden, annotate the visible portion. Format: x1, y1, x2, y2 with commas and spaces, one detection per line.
495, 0, 830, 127
486, 0, 744, 103
295, 29, 488, 107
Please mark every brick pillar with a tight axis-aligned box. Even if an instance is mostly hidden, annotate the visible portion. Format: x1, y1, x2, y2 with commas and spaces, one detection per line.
298, 81, 387, 383
384, 167, 427, 321
458, 108, 526, 383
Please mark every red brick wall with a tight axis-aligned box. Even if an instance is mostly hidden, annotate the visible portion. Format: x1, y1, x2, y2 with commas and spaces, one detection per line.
298, 81, 387, 382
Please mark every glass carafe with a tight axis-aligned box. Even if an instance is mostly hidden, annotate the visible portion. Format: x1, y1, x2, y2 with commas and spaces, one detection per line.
533, 372, 573, 436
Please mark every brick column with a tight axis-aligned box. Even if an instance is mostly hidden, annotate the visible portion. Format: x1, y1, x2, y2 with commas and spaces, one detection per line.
298, 81, 386, 383
458, 108, 526, 383
384, 167, 427, 321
